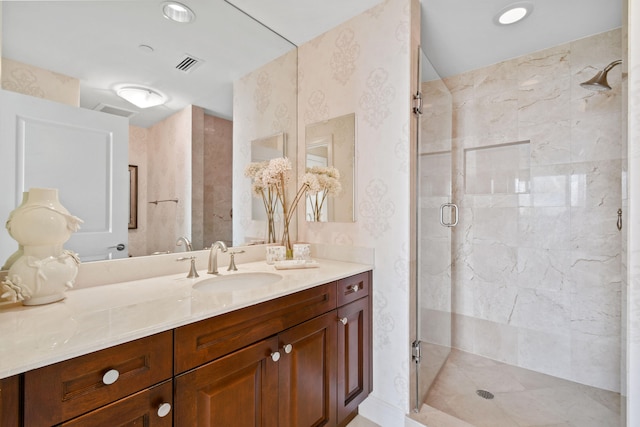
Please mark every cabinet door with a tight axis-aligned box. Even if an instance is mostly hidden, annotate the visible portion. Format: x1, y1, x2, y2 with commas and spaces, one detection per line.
174, 336, 280, 427
337, 296, 371, 426
278, 311, 337, 427
60, 380, 173, 427
0, 375, 20, 427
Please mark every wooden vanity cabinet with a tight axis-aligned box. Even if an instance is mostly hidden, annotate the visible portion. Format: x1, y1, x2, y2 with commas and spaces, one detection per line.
174, 284, 339, 427
10, 270, 372, 427
336, 271, 372, 426
175, 311, 339, 427
174, 282, 337, 374
174, 272, 371, 427
0, 375, 21, 427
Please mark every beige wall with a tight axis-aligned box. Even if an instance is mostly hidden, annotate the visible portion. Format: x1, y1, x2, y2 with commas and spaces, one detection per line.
128, 125, 149, 257
1, 58, 79, 106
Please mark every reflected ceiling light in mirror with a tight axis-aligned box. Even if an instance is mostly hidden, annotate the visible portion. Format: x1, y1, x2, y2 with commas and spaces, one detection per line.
161, 1, 196, 23
116, 86, 167, 109
494, 2, 534, 25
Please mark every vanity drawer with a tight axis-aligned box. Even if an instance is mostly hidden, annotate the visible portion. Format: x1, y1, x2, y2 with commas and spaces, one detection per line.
60, 380, 173, 427
337, 271, 371, 306
24, 331, 173, 427
175, 282, 337, 373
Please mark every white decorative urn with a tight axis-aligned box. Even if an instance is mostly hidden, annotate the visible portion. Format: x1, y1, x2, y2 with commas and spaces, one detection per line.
2, 188, 83, 305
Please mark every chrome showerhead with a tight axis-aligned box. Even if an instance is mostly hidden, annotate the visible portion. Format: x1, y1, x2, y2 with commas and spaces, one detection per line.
580, 60, 622, 91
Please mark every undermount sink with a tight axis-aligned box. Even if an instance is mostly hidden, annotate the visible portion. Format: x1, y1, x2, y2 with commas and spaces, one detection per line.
193, 272, 283, 292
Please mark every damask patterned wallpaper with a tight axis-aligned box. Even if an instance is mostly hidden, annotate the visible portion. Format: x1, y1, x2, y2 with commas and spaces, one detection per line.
297, 0, 418, 417
1, 58, 79, 106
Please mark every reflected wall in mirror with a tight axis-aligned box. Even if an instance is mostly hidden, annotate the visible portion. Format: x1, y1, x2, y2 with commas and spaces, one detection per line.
232, 49, 298, 247
250, 132, 286, 221
305, 113, 355, 222
0, 0, 297, 263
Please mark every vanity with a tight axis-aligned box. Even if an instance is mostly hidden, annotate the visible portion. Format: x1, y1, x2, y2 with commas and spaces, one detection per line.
0, 258, 372, 427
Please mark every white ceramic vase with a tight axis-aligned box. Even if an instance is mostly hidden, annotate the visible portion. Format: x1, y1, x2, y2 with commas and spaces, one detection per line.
1, 191, 28, 271
2, 188, 82, 305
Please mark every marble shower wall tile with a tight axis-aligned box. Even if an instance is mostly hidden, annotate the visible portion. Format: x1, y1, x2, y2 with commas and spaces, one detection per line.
433, 29, 623, 392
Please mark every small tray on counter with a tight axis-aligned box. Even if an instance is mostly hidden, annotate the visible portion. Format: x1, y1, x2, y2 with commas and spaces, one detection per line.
273, 259, 320, 270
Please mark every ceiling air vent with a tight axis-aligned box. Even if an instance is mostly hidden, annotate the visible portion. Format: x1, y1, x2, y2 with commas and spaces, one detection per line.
93, 103, 138, 118
175, 54, 203, 73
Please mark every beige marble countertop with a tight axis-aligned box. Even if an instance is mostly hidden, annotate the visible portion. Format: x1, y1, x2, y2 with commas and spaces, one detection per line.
0, 258, 372, 379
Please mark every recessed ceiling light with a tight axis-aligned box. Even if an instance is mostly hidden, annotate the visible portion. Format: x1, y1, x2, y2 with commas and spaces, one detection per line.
116, 86, 167, 109
161, 1, 195, 23
494, 2, 534, 25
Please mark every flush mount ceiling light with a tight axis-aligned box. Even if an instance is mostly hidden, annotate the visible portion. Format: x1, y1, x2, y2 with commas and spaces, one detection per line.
494, 2, 534, 25
116, 86, 167, 109
161, 1, 195, 23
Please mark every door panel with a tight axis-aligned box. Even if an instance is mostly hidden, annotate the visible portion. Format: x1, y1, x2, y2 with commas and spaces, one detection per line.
337, 297, 370, 423
278, 312, 337, 427
174, 337, 279, 427
0, 89, 129, 262
416, 48, 454, 407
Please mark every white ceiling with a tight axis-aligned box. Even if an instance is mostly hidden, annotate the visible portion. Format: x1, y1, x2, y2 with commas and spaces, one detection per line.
420, 0, 622, 78
1, 0, 622, 128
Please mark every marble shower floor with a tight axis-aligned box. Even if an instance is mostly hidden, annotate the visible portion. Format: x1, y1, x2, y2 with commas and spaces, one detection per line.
411, 349, 622, 427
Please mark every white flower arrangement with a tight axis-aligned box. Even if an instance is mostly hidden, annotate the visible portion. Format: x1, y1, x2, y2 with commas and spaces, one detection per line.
246, 158, 342, 253
303, 166, 342, 222
245, 157, 309, 252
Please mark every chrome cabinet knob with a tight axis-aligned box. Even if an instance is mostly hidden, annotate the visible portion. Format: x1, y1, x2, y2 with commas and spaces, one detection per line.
283, 344, 293, 354
271, 351, 281, 362
102, 369, 119, 385
339, 317, 348, 325
157, 402, 171, 418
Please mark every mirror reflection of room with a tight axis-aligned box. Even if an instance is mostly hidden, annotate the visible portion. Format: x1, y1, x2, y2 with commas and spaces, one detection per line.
0, 0, 296, 263
305, 113, 356, 223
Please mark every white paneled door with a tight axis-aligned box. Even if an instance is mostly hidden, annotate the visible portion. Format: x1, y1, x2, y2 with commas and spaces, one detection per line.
0, 89, 129, 262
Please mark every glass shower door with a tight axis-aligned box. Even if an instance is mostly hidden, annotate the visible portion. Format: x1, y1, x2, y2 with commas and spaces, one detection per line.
415, 48, 454, 409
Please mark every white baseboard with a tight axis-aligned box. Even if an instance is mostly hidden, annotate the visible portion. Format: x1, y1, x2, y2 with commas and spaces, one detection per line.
358, 395, 407, 426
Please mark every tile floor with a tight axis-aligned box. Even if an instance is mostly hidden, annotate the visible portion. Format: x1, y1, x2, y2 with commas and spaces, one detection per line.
346, 415, 382, 427
411, 349, 622, 427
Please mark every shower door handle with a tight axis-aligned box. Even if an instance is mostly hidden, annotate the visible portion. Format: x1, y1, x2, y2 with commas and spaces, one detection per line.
439, 203, 458, 227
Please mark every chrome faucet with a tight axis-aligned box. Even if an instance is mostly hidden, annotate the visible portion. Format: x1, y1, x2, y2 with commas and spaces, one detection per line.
207, 241, 228, 274
176, 236, 193, 252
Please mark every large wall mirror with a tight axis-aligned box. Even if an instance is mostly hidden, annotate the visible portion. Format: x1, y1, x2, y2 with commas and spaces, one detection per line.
305, 113, 356, 222
0, 0, 297, 263
250, 132, 286, 221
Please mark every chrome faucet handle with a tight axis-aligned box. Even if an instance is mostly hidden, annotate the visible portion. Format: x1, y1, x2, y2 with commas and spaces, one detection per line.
177, 256, 199, 278
227, 250, 245, 271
